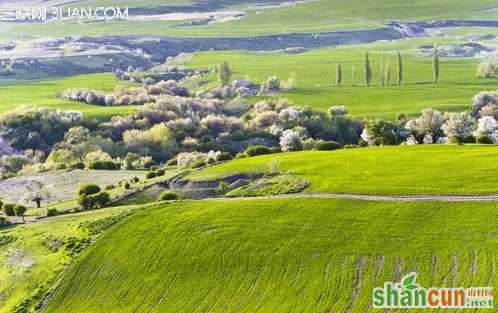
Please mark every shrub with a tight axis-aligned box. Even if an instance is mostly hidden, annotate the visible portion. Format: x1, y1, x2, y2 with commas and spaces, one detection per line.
131, 177, 140, 183
78, 192, 110, 210
123, 182, 131, 190
244, 145, 273, 157
191, 160, 207, 169
476, 134, 494, 144
87, 160, 121, 170
146, 172, 157, 179
217, 152, 233, 162
2, 204, 15, 216
78, 184, 101, 196
206, 157, 217, 164
0, 215, 8, 226
156, 169, 165, 177
314, 141, 342, 151
166, 159, 177, 167
70, 162, 85, 170
46, 208, 59, 217
280, 129, 303, 152
235, 152, 247, 159
159, 191, 179, 201
14, 205, 26, 217
105, 185, 116, 190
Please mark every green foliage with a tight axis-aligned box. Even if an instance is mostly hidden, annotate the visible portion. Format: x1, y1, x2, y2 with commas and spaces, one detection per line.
64, 237, 92, 255
156, 169, 165, 177
78, 192, 111, 211
159, 191, 179, 201
336, 63, 342, 86
0, 235, 16, 246
2, 204, 15, 216
216, 152, 233, 162
244, 145, 273, 157
146, 172, 157, 179
123, 182, 131, 190
166, 159, 178, 167
46, 208, 59, 217
87, 160, 121, 170
191, 160, 207, 169
218, 61, 232, 86
78, 184, 101, 196
363, 120, 407, 146
14, 205, 27, 219
397, 51, 403, 85
476, 134, 494, 144
314, 141, 342, 151
433, 47, 440, 83
364, 51, 372, 86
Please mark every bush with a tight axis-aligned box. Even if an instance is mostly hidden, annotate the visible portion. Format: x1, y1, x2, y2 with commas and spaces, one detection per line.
2, 204, 15, 216
131, 177, 140, 183
78, 192, 111, 210
244, 145, 273, 157
0, 215, 8, 226
476, 134, 494, 144
156, 169, 165, 177
14, 205, 26, 217
235, 152, 247, 159
146, 172, 157, 179
105, 185, 116, 190
70, 162, 85, 170
191, 160, 207, 169
46, 208, 59, 217
217, 152, 233, 162
314, 141, 342, 151
123, 182, 131, 190
166, 159, 177, 167
87, 160, 121, 170
78, 184, 101, 196
159, 191, 179, 201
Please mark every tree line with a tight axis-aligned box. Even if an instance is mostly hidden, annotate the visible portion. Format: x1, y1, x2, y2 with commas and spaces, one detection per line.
336, 48, 440, 86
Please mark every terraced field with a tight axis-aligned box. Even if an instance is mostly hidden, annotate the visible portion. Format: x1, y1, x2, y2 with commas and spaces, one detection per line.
44, 198, 498, 312
187, 145, 498, 195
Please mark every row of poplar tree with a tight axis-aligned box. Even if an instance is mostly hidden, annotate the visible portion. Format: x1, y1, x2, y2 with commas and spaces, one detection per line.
335, 49, 440, 86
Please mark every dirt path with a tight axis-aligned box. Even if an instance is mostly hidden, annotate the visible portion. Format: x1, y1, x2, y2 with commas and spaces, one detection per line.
205, 193, 498, 202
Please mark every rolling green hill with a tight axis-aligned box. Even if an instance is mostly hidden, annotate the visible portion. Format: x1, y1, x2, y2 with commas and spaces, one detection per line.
0, 73, 135, 120
44, 198, 498, 312
185, 42, 497, 118
1, 0, 498, 40
187, 145, 498, 195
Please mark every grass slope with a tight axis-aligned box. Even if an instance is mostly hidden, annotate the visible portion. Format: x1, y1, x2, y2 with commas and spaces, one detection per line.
187, 145, 498, 195
45, 198, 498, 312
0, 206, 138, 313
186, 44, 498, 118
0, 73, 136, 120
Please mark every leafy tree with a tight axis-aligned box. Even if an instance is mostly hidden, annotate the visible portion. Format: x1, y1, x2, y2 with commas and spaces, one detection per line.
397, 51, 403, 85
361, 120, 407, 146
78, 184, 101, 196
385, 59, 391, 85
2, 204, 15, 217
22, 178, 51, 208
364, 52, 372, 86
218, 61, 232, 86
336, 63, 342, 86
14, 205, 26, 223
433, 47, 440, 83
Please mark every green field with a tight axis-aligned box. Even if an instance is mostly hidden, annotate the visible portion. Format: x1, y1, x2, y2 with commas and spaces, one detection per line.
186, 43, 498, 118
0, 73, 136, 120
0, 205, 139, 313
187, 145, 498, 195
1, 0, 498, 40
44, 198, 498, 312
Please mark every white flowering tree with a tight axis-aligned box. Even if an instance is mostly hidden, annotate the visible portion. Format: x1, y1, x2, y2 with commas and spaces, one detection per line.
405, 108, 444, 144
280, 129, 303, 151
22, 178, 51, 208
442, 112, 476, 144
475, 116, 498, 143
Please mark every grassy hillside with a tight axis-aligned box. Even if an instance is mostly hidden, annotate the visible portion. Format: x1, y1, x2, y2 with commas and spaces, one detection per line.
44, 198, 498, 312
1, 0, 498, 40
0, 205, 139, 313
186, 43, 497, 118
187, 145, 498, 195
0, 73, 136, 120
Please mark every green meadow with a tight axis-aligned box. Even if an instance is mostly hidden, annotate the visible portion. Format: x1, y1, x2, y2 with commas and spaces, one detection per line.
188, 145, 498, 195
0, 73, 135, 120
44, 198, 498, 312
186, 43, 498, 119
